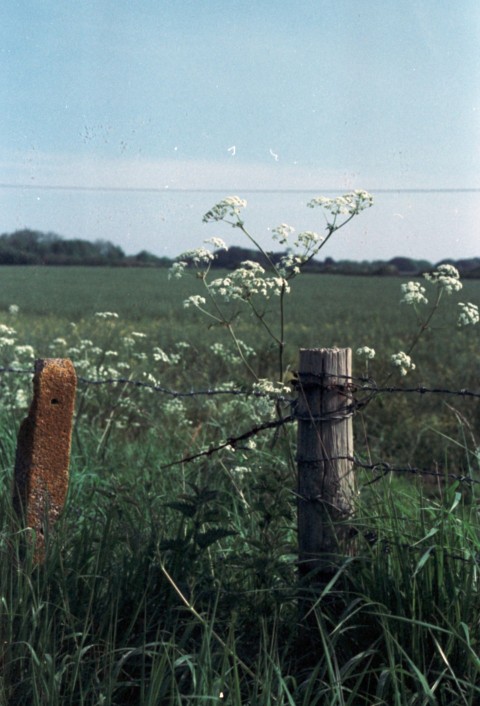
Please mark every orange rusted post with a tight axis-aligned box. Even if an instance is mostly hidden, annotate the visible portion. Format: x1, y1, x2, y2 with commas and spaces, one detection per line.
13, 359, 77, 562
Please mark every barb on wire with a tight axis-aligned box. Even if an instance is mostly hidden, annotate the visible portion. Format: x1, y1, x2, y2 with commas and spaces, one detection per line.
76, 375, 294, 403
0, 365, 478, 404
293, 370, 480, 421
359, 383, 480, 400
347, 456, 480, 486
160, 413, 296, 469
305, 370, 480, 396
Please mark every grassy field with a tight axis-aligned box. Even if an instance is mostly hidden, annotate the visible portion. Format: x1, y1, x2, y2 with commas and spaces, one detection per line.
1, 266, 480, 704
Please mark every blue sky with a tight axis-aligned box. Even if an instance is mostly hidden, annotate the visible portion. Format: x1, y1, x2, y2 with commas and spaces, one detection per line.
1, 1, 479, 261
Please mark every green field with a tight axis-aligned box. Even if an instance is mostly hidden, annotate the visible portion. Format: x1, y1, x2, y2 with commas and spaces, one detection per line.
1, 266, 480, 704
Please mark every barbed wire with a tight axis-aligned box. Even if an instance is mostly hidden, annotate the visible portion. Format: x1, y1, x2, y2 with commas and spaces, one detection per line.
347, 457, 480, 486
296, 370, 480, 400
0, 366, 32, 376
76, 375, 295, 402
159, 413, 296, 468
1, 365, 480, 403
3, 365, 479, 566
357, 384, 480, 400
358, 536, 480, 566
0, 365, 295, 402
2, 363, 479, 483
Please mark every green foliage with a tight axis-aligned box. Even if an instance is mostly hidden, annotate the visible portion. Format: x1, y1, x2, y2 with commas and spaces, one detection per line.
0, 253, 479, 702
0, 229, 167, 267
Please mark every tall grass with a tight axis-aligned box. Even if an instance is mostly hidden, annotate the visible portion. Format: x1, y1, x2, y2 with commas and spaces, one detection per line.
2, 418, 480, 703
0, 269, 479, 703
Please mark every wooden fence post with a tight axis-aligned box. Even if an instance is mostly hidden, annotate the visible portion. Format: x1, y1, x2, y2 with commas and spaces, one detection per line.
12, 358, 77, 563
296, 348, 355, 580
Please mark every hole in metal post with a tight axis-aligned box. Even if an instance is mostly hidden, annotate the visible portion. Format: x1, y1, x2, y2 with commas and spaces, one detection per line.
51, 398, 60, 405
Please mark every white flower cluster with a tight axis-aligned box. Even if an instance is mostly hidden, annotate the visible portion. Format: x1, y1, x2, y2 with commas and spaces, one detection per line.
179, 247, 215, 266
15, 389, 29, 409
0, 324, 16, 336
307, 190, 373, 216
8, 304, 19, 316
391, 351, 416, 376
15, 345, 34, 359
183, 295, 206, 309
271, 223, 295, 244
210, 261, 290, 301
170, 239, 227, 280
211, 342, 240, 365
272, 228, 325, 279
400, 281, 428, 305
458, 302, 479, 327
152, 345, 183, 365
271, 224, 324, 250
210, 340, 254, 364
295, 231, 324, 248
356, 346, 376, 360
204, 237, 228, 251
169, 261, 187, 279
423, 264, 462, 294
278, 252, 305, 276
271, 227, 325, 277
152, 347, 171, 364
95, 311, 119, 319
202, 196, 247, 223
252, 379, 291, 396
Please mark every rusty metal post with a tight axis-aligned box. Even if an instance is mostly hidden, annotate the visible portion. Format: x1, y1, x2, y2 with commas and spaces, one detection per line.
13, 358, 77, 563
296, 348, 355, 580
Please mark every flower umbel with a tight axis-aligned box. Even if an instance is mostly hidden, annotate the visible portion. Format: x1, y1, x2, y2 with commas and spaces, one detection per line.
423, 264, 462, 294
211, 261, 289, 301
177, 247, 215, 266
307, 190, 373, 216
204, 237, 228, 251
271, 223, 295, 244
391, 351, 416, 376
95, 311, 119, 319
457, 302, 479, 327
184, 295, 207, 309
356, 346, 376, 360
203, 196, 247, 223
401, 281, 428, 306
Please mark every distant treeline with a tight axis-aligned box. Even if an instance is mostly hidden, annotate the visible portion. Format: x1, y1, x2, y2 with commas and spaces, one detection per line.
0, 229, 171, 267
214, 247, 480, 278
1, 229, 479, 277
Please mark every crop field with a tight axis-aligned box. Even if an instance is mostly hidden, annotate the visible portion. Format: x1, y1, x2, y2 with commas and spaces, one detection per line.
1, 265, 480, 704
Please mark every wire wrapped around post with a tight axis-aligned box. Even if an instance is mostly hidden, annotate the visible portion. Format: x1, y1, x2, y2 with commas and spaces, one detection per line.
296, 348, 356, 580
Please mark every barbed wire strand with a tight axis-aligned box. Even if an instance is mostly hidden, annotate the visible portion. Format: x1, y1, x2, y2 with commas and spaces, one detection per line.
1, 365, 480, 402
346, 456, 480, 486
159, 413, 296, 468
3, 367, 479, 565
2, 365, 479, 485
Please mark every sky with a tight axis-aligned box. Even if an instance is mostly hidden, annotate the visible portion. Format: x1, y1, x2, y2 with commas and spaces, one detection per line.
1, 0, 479, 262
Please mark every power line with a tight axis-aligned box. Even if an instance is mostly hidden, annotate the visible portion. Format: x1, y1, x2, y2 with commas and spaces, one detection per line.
1, 183, 480, 195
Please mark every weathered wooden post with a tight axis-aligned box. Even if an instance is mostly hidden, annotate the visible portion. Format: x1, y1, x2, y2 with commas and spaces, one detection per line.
296, 348, 355, 581
12, 359, 77, 563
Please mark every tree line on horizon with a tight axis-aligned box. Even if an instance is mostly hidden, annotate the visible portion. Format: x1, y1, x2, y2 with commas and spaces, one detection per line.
1, 228, 479, 277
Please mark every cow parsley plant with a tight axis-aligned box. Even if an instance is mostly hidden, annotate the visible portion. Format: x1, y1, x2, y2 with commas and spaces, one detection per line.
171, 191, 373, 384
